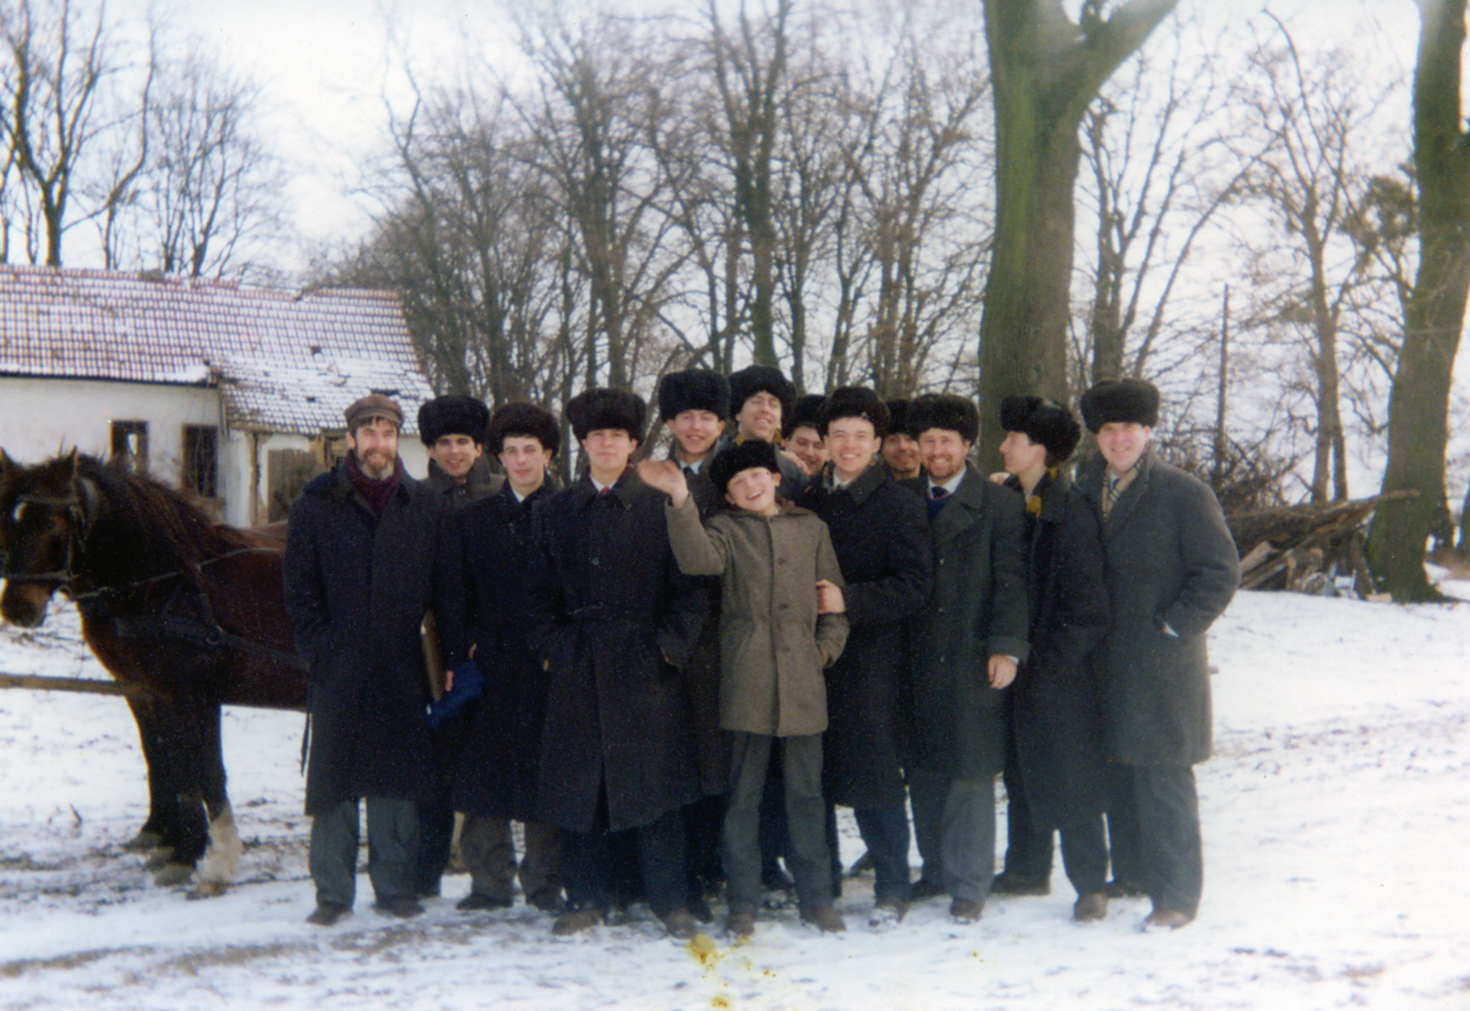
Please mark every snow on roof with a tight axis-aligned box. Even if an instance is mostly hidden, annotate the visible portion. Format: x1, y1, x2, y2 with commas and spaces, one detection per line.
0, 265, 435, 436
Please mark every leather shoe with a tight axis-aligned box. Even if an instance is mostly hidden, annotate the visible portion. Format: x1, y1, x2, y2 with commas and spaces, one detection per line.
991, 872, 1050, 896
1073, 891, 1109, 922
456, 892, 512, 912
1143, 907, 1194, 931
868, 896, 909, 931
909, 878, 946, 901
1105, 878, 1147, 898
660, 908, 700, 940
374, 895, 424, 919
551, 907, 604, 936
949, 898, 983, 923
799, 904, 847, 933
306, 902, 350, 926
726, 911, 756, 937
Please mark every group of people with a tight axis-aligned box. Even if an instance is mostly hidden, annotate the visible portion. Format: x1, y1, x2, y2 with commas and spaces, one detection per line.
281, 364, 1240, 942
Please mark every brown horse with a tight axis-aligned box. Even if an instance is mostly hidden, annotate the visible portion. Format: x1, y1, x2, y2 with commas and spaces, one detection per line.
0, 450, 307, 894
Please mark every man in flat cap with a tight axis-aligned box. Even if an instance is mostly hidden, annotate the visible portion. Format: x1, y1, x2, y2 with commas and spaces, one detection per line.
992, 395, 1111, 923
525, 388, 707, 939
284, 394, 464, 926
1076, 378, 1239, 930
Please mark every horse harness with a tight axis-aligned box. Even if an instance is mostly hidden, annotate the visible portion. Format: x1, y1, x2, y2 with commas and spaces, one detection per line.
3, 476, 307, 673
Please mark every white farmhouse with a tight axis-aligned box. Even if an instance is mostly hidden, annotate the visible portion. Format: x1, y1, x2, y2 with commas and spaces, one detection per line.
0, 266, 434, 527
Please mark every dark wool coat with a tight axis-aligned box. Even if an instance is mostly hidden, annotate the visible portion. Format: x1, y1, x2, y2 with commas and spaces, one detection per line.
426, 456, 504, 510
903, 468, 1030, 781
799, 463, 932, 809
526, 471, 708, 834
451, 481, 557, 820
664, 496, 848, 738
1005, 470, 1111, 830
673, 457, 729, 795
1076, 450, 1240, 767
283, 465, 463, 815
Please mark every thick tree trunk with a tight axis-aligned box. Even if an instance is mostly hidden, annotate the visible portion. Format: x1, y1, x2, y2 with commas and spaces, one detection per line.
976, 0, 1179, 469
1367, 0, 1470, 601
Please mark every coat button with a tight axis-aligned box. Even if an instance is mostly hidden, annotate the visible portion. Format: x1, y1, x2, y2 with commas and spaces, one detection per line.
591, 557, 600, 566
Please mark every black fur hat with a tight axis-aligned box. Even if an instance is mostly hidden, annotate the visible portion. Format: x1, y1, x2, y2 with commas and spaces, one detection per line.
906, 393, 979, 444
418, 395, 490, 446
786, 393, 828, 437
1079, 378, 1160, 434
708, 439, 781, 495
657, 369, 730, 421
486, 402, 561, 457
566, 388, 647, 442
728, 365, 796, 422
999, 395, 1082, 462
820, 386, 890, 439
885, 399, 911, 440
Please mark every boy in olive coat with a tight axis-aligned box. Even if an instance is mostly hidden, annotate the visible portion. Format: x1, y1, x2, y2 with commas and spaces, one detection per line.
640, 440, 849, 937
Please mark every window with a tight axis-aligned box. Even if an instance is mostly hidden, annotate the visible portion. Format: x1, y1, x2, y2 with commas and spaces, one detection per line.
110, 421, 149, 475
183, 425, 219, 499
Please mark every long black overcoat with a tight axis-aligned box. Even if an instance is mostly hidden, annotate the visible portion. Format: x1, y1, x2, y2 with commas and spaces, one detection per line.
1006, 470, 1111, 830
526, 470, 707, 834
451, 481, 557, 821
903, 469, 1030, 781
799, 463, 932, 809
1076, 450, 1240, 767
283, 465, 462, 815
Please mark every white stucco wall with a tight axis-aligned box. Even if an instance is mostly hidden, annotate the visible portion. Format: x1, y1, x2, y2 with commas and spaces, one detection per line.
0, 377, 434, 528
0, 376, 222, 482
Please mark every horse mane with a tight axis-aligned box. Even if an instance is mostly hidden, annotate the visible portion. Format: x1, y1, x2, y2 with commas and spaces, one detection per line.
69, 454, 255, 582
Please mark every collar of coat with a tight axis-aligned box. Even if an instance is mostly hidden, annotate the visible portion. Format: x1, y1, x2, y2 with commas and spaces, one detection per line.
1003, 468, 1072, 524
570, 466, 643, 509
1079, 448, 1156, 533
815, 458, 888, 506
719, 497, 814, 522
427, 455, 504, 503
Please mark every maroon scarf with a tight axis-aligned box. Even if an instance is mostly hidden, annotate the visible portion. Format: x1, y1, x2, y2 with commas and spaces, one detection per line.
345, 451, 403, 517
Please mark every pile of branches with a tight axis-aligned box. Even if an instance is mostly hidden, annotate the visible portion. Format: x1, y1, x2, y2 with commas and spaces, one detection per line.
1225, 491, 1414, 597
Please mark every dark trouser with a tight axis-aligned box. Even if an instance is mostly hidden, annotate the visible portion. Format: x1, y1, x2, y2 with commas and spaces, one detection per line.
684, 794, 727, 895
413, 794, 456, 895
560, 789, 687, 917
759, 755, 792, 883
907, 766, 995, 904
725, 733, 830, 913
853, 801, 913, 902
1001, 755, 1107, 896
460, 813, 563, 908
1105, 763, 1203, 917
309, 796, 418, 909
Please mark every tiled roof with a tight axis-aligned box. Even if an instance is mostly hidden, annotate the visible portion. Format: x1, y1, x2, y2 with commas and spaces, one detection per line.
0, 265, 435, 436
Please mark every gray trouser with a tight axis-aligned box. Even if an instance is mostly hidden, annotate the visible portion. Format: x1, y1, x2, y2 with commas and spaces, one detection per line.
460, 813, 563, 908
725, 732, 830, 913
1106, 763, 1203, 916
907, 767, 996, 904
309, 796, 418, 909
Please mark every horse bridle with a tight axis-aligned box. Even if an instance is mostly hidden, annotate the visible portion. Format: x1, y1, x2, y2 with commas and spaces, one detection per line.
0, 477, 102, 587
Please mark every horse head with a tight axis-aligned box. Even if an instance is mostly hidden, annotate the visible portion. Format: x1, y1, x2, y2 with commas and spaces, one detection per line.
0, 449, 102, 628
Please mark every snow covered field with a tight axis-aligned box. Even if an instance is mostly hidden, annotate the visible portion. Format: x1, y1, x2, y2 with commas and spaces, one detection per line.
1, 587, 1467, 1010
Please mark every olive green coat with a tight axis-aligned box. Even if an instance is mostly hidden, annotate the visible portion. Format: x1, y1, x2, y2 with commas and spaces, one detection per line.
664, 496, 848, 737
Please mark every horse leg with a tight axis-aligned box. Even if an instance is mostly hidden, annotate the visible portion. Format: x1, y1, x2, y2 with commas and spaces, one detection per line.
148, 701, 211, 887
123, 697, 175, 852
191, 702, 243, 897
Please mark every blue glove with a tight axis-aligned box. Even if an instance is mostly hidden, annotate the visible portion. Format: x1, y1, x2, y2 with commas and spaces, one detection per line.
426, 658, 486, 730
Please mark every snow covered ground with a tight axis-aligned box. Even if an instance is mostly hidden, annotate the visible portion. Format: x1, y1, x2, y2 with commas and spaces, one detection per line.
1, 586, 1467, 1010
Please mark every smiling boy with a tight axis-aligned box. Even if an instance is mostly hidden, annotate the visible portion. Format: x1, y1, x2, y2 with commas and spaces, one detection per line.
639, 440, 849, 937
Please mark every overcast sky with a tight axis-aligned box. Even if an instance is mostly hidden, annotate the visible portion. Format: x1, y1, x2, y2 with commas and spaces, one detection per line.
110, 0, 1418, 272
